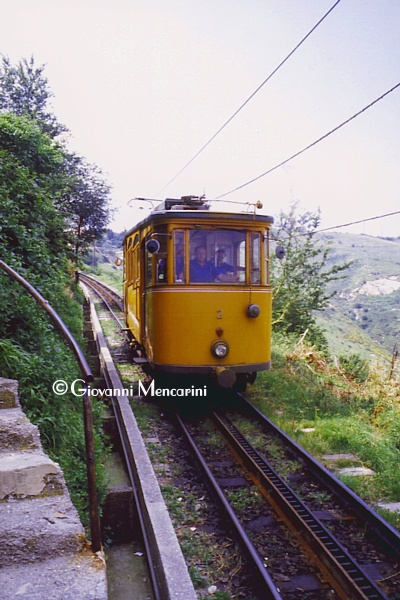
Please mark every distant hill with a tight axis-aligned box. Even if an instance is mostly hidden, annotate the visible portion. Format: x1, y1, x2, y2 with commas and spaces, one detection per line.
316, 232, 400, 359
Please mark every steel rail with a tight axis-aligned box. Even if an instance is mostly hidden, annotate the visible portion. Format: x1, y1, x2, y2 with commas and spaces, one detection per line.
78, 272, 124, 312
172, 407, 283, 600
212, 409, 389, 600
78, 276, 125, 330
0, 259, 101, 553
237, 395, 400, 555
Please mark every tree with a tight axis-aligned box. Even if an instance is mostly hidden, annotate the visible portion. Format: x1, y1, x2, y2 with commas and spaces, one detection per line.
0, 68, 110, 523
0, 113, 70, 270
0, 55, 112, 257
58, 155, 113, 257
0, 112, 77, 348
270, 203, 351, 348
0, 55, 66, 138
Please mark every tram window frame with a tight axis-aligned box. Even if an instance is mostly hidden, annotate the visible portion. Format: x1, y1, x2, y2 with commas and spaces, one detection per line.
174, 230, 186, 284
144, 226, 169, 287
250, 232, 261, 284
264, 229, 270, 284
125, 238, 132, 284
145, 251, 153, 287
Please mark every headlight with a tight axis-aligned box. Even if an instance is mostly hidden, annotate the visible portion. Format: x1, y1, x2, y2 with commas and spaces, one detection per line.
211, 340, 229, 358
247, 303, 260, 318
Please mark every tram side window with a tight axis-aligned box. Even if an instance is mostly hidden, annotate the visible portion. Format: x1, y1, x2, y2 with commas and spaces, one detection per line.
250, 232, 261, 284
125, 239, 133, 284
146, 252, 153, 286
155, 226, 168, 284
174, 230, 185, 283
132, 246, 138, 284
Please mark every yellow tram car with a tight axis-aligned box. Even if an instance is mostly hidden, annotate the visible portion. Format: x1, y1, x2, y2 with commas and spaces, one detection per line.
123, 196, 274, 390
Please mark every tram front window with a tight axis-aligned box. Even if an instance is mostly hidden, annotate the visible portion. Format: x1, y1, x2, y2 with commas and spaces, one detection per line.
188, 229, 246, 284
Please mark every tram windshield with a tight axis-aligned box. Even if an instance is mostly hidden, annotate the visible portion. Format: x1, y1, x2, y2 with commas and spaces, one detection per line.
173, 228, 263, 284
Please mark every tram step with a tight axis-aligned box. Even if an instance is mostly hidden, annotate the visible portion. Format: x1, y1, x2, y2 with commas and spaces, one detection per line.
133, 357, 149, 364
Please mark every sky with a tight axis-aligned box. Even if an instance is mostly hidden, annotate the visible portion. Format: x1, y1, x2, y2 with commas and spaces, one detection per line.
1, 0, 400, 237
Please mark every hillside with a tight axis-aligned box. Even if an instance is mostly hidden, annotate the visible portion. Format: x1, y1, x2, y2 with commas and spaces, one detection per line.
316, 232, 400, 359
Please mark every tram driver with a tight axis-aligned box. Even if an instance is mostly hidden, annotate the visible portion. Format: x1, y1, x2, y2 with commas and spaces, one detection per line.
190, 246, 216, 282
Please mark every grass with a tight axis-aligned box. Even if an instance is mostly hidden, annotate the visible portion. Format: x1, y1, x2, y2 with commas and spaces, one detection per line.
248, 333, 400, 527
84, 262, 123, 294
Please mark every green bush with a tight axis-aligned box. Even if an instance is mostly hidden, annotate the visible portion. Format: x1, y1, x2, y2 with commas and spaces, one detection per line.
339, 353, 370, 382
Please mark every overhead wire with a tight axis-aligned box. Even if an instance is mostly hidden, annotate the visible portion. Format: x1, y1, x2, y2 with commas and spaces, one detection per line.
216, 81, 400, 199
272, 210, 400, 241
313, 210, 400, 235
156, 0, 342, 196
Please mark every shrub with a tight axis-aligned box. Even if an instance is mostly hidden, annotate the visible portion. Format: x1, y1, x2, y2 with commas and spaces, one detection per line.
339, 354, 370, 382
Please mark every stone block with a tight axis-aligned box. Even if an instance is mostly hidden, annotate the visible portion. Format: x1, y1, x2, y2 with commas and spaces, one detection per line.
0, 408, 41, 452
0, 452, 65, 500
0, 494, 86, 567
0, 378, 19, 409
0, 548, 107, 599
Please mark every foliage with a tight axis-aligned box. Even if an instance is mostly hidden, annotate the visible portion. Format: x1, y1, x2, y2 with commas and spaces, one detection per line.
338, 353, 370, 382
58, 154, 113, 258
0, 55, 66, 138
0, 113, 76, 346
0, 60, 112, 523
249, 334, 400, 522
0, 55, 112, 257
270, 203, 351, 349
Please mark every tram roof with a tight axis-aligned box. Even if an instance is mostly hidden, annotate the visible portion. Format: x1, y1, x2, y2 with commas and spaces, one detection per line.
124, 209, 274, 240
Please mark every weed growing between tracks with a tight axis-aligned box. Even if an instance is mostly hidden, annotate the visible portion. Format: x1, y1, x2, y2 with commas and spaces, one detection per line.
247, 332, 400, 529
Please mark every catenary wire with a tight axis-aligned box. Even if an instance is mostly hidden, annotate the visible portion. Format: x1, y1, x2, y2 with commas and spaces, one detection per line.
216, 82, 400, 199
156, 0, 342, 196
268, 210, 400, 243
313, 210, 400, 234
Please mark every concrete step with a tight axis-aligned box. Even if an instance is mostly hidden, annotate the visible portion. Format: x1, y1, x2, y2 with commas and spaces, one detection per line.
0, 451, 65, 500
0, 494, 86, 567
0, 377, 107, 598
0, 548, 107, 599
0, 407, 41, 453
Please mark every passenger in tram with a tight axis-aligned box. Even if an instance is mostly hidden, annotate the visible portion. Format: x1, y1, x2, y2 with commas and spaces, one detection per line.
214, 248, 243, 282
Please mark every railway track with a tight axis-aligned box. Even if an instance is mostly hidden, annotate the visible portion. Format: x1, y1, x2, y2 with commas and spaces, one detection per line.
78, 272, 197, 600
79, 273, 400, 599
170, 398, 400, 599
